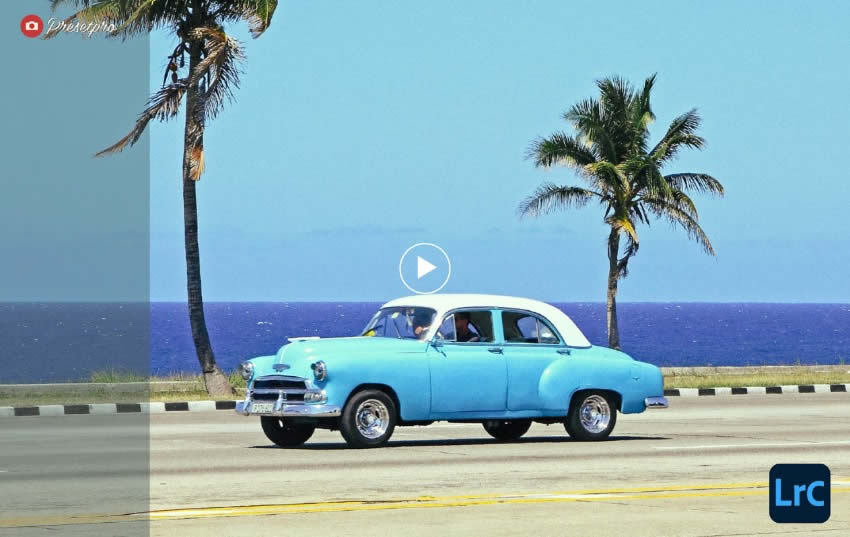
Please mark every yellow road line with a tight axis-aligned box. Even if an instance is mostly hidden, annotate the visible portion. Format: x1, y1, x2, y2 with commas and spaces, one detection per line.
1, 481, 847, 528
149, 486, 850, 520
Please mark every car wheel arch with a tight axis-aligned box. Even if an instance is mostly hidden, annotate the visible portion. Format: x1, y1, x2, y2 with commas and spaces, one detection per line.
346, 383, 401, 420
568, 388, 622, 413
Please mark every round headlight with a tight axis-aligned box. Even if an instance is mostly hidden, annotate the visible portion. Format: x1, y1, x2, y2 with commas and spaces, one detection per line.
239, 361, 254, 380
311, 360, 327, 381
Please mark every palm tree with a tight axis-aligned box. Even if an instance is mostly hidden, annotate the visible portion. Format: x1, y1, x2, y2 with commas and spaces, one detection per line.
519, 74, 724, 350
47, 0, 279, 396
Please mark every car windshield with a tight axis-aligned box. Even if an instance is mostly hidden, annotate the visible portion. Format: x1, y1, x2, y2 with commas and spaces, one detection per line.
361, 307, 437, 339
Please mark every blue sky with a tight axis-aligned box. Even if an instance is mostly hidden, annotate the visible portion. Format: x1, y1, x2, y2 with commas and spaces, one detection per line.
149, 0, 850, 302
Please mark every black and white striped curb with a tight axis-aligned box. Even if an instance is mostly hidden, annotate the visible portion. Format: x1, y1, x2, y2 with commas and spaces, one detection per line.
0, 400, 241, 418
2, 384, 848, 417
664, 384, 849, 397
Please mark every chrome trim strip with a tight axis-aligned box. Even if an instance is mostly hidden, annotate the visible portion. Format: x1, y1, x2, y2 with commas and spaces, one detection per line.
253, 374, 307, 382
236, 401, 341, 418
644, 396, 669, 409
252, 388, 310, 395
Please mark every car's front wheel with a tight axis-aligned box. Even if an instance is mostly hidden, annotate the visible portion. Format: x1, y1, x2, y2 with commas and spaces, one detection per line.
340, 389, 397, 448
482, 420, 532, 441
261, 417, 316, 447
565, 391, 617, 441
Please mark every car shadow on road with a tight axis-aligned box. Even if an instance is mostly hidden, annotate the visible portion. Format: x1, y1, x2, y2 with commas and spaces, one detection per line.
250, 435, 670, 450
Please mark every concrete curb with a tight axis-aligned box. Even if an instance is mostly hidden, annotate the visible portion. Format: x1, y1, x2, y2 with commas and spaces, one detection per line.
1, 384, 848, 418
664, 384, 849, 397
0, 400, 239, 418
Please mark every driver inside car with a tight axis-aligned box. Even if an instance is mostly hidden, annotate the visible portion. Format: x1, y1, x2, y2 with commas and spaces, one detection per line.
454, 312, 480, 342
412, 311, 432, 340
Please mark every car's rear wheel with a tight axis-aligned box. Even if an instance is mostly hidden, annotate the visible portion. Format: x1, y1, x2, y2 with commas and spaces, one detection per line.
482, 420, 532, 441
261, 417, 316, 447
565, 391, 617, 441
340, 389, 397, 448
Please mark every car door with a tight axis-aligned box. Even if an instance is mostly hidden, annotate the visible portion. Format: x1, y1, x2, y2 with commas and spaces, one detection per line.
428, 309, 507, 413
500, 310, 569, 410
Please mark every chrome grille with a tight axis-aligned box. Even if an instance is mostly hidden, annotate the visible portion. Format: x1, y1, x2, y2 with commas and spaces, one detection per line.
252, 391, 305, 402
250, 374, 309, 406
253, 376, 307, 390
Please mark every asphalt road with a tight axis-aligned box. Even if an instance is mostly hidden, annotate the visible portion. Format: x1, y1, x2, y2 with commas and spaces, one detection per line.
1, 394, 849, 536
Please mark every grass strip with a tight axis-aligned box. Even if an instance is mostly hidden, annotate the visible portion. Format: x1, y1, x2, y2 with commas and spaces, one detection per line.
1, 367, 848, 406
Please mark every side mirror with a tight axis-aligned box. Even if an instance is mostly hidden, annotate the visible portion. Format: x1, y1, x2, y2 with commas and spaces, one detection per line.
430, 338, 444, 348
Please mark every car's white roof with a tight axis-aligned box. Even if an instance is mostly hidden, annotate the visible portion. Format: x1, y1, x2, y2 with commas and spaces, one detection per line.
381, 294, 592, 347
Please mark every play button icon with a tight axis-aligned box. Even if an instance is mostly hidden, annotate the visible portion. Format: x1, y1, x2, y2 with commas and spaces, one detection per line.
399, 243, 451, 294
417, 256, 437, 279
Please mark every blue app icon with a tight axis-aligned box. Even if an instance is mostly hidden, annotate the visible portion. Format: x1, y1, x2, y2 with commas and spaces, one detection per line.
769, 464, 830, 523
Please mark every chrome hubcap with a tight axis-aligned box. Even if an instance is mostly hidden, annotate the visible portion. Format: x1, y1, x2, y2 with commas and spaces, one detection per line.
579, 395, 611, 434
355, 399, 389, 439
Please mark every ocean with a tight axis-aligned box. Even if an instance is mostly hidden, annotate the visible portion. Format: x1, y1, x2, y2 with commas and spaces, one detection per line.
0, 302, 847, 383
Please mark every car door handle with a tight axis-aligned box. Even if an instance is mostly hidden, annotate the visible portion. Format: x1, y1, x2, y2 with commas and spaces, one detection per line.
488, 347, 503, 354
557, 349, 571, 355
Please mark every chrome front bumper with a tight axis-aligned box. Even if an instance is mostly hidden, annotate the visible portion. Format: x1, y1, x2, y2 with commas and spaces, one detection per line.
236, 400, 342, 418
644, 396, 669, 409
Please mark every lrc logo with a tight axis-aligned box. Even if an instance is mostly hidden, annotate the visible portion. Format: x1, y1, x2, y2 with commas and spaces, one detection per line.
769, 464, 830, 523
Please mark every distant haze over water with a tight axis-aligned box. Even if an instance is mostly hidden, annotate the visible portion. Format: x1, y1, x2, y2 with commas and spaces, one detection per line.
1, 302, 847, 383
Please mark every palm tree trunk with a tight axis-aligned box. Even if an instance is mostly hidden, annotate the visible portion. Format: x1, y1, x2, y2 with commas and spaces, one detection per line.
606, 227, 621, 350
182, 40, 233, 397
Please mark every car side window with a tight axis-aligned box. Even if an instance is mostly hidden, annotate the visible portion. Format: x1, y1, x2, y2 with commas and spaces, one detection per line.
516, 316, 537, 340
436, 314, 456, 341
501, 311, 561, 344
537, 321, 559, 344
436, 310, 494, 343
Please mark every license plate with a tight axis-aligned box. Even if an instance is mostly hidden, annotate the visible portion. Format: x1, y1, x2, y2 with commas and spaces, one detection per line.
251, 402, 274, 414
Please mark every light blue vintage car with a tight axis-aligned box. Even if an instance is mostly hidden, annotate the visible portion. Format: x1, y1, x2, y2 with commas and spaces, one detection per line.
236, 294, 667, 448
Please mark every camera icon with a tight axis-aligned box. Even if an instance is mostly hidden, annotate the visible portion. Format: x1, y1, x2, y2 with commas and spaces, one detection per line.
20, 15, 44, 38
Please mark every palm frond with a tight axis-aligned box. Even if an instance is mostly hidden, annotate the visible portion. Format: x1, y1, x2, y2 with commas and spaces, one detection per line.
586, 161, 629, 196
597, 75, 633, 121
617, 233, 640, 277
642, 199, 716, 255
109, 0, 187, 38
518, 184, 600, 218
564, 98, 619, 163
649, 109, 704, 162
605, 214, 638, 244
622, 155, 652, 184
634, 73, 656, 127
188, 27, 245, 121
640, 189, 699, 219
95, 81, 186, 156
634, 164, 673, 202
50, 0, 93, 8
665, 173, 725, 196
669, 190, 699, 218
224, 0, 279, 38
597, 76, 640, 156
528, 132, 597, 169
110, 0, 156, 36
628, 73, 656, 153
